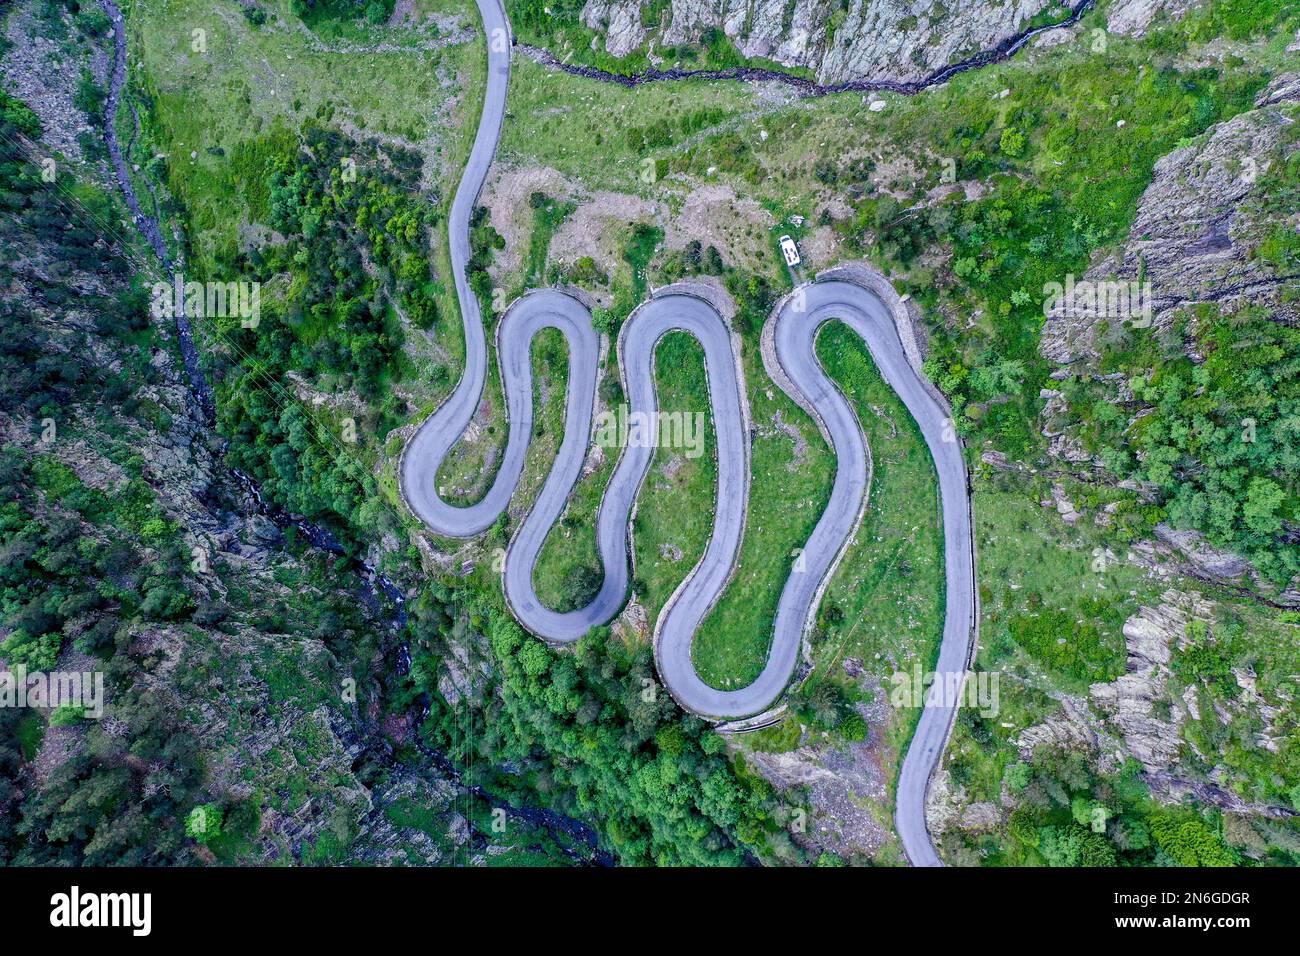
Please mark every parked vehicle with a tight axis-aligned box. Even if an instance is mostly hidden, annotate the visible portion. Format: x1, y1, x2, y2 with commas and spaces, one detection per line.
778, 234, 801, 268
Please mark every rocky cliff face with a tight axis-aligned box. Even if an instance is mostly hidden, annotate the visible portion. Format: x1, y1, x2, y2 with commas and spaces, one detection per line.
1104, 0, 1198, 38
1041, 72, 1300, 366
929, 590, 1295, 852
579, 0, 1057, 83
1087, 594, 1208, 773
1033, 73, 1300, 600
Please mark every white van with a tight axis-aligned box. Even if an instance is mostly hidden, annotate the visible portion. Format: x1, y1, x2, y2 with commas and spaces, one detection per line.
778, 234, 801, 268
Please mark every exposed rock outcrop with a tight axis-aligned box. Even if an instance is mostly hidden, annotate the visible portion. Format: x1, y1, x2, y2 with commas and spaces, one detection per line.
1153, 524, 1255, 581
1104, 0, 1197, 37
0, 3, 111, 167
580, 0, 1059, 85
1033, 75, 1300, 602
746, 727, 892, 859
1041, 74, 1300, 366
744, 686, 895, 861
1015, 694, 1098, 757
1088, 591, 1213, 772
1011, 592, 1212, 778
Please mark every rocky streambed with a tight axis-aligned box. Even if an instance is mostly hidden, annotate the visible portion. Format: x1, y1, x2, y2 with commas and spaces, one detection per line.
520, 0, 1094, 97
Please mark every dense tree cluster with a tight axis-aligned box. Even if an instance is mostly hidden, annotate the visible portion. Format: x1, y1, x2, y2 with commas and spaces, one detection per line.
1053, 300, 1300, 583
467, 203, 503, 314
409, 592, 801, 866
1124, 307, 1298, 582
261, 124, 429, 400
218, 126, 437, 549
950, 744, 1252, 866
508, 0, 585, 35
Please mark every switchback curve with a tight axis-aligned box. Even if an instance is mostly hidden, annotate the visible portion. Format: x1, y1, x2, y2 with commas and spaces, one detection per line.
398, 0, 975, 866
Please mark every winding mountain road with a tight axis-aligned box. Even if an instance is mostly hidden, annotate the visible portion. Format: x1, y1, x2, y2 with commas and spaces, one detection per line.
400, 0, 975, 866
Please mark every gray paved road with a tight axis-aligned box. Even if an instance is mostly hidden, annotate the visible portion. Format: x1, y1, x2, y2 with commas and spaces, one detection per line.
769, 282, 974, 868
501, 292, 748, 647
399, 0, 512, 536
398, 0, 974, 866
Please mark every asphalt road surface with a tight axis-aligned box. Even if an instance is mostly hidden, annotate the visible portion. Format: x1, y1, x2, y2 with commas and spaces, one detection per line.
399, 0, 513, 536
398, 0, 974, 866
769, 282, 973, 869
